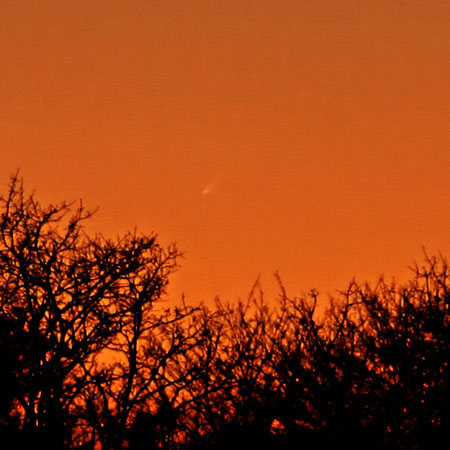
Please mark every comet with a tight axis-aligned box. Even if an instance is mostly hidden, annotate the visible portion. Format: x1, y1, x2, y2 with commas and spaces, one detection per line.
202, 180, 219, 196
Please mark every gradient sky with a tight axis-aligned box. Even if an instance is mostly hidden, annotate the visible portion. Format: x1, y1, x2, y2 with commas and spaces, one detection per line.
2, 0, 450, 304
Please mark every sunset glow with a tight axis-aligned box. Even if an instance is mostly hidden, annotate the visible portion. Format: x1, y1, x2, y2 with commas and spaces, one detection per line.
2, 0, 450, 304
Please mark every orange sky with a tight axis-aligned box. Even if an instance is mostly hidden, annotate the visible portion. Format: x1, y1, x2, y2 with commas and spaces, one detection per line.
2, 0, 450, 305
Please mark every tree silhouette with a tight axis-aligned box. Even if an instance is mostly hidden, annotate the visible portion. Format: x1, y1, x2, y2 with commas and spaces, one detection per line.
0, 174, 186, 448
163, 266, 448, 450
1, 174, 449, 449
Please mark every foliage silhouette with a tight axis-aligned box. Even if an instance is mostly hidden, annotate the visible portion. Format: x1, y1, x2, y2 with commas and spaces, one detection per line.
0, 174, 449, 449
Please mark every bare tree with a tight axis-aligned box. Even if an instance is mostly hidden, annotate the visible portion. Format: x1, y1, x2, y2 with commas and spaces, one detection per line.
1, 173, 448, 450
0, 174, 182, 448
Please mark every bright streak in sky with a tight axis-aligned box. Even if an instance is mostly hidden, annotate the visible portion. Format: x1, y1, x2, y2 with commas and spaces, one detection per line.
202, 181, 218, 196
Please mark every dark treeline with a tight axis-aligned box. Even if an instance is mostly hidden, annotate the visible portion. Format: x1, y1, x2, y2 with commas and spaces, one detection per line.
0, 174, 449, 449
